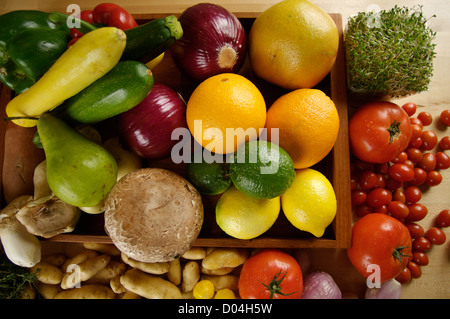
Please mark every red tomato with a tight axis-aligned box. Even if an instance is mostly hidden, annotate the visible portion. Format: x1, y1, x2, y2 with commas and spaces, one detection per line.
93, 3, 121, 24
93, 3, 137, 30
347, 213, 412, 283
366, 188, 392, 207
426, 170, 442, 186
406, 203, 428, 222
439, 136, 450, 150
395, 267, 411, 284
407, 261, 422, 279
80, 9, 94, 24
412, 236, 431, 252
406, 222, 425, 239
412, 251, 429, 266
109, 7, 138, 30
436, 151, 450, 170
349, 101, 412, 163
417, 112, 433, 126
238, 249, 303, 299
420, 130, 438, 151
389, 163, 414, 182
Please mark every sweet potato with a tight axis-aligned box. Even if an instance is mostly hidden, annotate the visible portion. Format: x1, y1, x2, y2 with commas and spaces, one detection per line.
2, 122, 45, 203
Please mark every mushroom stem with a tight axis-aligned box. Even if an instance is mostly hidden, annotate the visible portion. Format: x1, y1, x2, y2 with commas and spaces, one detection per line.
0, 195, 41, 267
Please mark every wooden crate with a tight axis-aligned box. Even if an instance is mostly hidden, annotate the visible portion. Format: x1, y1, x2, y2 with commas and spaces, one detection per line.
0, 13, 351, 248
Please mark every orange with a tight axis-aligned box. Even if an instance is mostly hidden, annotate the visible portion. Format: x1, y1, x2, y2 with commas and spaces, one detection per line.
248, 0, 339, 90
265, 89, 339, 169
186, 73, 266, 154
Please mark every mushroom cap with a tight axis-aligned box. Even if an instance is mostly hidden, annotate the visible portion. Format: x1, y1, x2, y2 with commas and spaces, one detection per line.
104, 168, 204, 263
15, 195, 80, 238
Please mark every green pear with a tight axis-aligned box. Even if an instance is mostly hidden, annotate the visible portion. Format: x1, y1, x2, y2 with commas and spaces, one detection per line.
37, 113, 118, 207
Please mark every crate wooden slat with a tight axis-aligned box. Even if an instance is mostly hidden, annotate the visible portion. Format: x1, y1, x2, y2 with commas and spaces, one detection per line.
0, 13, 351, 249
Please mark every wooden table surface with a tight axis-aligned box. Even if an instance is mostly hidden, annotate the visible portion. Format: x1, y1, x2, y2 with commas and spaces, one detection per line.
1, 0, 449, 299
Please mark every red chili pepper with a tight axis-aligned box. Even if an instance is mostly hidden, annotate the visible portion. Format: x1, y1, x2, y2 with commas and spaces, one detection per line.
70, 28, 84, 39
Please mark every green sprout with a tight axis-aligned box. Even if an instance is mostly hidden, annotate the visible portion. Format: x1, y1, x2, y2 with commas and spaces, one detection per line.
345, 5, 436, 97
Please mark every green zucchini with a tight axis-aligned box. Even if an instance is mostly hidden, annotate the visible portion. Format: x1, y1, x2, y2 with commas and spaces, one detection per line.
51, 60, 154, 124
122, 15, 183, 63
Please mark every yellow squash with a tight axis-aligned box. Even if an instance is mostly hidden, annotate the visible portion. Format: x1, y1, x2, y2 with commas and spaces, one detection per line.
6, 27, 126, 127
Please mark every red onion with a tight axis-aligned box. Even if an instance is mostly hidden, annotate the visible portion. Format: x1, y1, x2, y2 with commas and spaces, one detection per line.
365, 279, 402, 299
301, 271, 342, 299
170, 3, 247, 82
118, 83, 187, 159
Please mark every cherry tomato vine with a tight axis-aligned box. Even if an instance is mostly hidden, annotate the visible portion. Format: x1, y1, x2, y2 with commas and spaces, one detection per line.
350, 102, 450, 285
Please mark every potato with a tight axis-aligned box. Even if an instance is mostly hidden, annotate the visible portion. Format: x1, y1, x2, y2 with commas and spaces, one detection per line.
36, 282, 62, 299
53, 284, 116, 299
201, 274, 239, 292
41, 253, 67, 267
120, 269, 182, 299
83, 242, 121, 256
121, 253, 169, 275
201, 248, 248, 270
121, 290, 142, 299
86, 261, 127, 285
61, 254, 110, 289
110, 275, 127, 294
181, 261, 200, 292
201, 266, 234, 275
167, 258, 181, 285
61, 250, 98, 272
31, 261, 63, 285
181, 247, 207, 260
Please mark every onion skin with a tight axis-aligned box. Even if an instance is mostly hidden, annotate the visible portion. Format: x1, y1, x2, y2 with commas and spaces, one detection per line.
118, 83, 187, 159
170, 3, 247, 82
301, 271, 342, 299
365, 279, 402, 299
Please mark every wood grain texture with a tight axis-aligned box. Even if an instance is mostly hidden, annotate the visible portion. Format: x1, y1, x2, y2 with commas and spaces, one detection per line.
1, 0, 449, 299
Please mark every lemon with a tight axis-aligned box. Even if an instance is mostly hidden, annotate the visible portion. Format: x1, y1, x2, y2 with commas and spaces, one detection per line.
216, 186, 280, 240
281, 168, 336, 237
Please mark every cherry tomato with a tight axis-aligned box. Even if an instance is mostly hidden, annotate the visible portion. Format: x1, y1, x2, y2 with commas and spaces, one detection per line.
238, 249, 303, 299
358, 171, 377, 190
70, 28, 84, 39
412, 236, 432, 252
349, 101, 412, 163
388, 201, 409, 220
436, 151, 450, 170
409, 117, 423, 127
439, 136, 450, 150
410, 124, 423, 140
374, 174, 386, 188
420, 130, 438, 151
375, 162, 390, 175
410, 167, 427, 186
425, 170, 442, 186
407, 261, 422, 279
425, 227, 446, 245
401, 102, 416, 117
406, 222, 425, 239
395, 267, 411, 284
389, 163, 414, 182
356, 204, 373, 218
412, 251, 429, 266
417, 111, 433, 126
436, 209, 450, 228
373, 205, 388, 214
418, 152, 436, 171
440, 109, 450, 126
385, 177, 403, 191
392, 189, 406, 203
366, 188, 392, 207
347, 213, 412, 283
391, 151, 407, 163
405, 148, 423, 163
406, 203, 428, 222
351, 190, 367, 206
408, 137, 422, 149
404, 186, 422, 204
